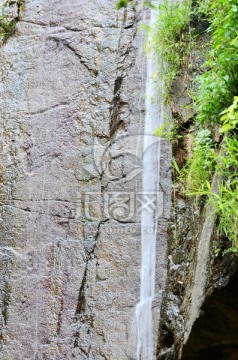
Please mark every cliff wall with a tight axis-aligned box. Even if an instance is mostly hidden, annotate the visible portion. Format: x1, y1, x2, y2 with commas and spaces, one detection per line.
0, 1, 171, 359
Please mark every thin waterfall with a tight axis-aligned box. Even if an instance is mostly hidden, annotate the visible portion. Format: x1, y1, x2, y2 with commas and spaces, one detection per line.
135, 3, 164, 360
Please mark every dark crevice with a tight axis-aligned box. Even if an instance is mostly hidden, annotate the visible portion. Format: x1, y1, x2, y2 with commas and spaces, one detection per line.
73, 219, 109, 351
0, 264, 12, 346
49, 37, 98, 77
63, 42, 98, 76
110, 76, 127, 137
17, 0, 23, 19
108, 8, 138, 139
99, 351, 110, 360
28, 101, 69, 116
56, 297, 64, 336
2, 286, 11, 326
73, 8, 139, 356
181, 267, 238, 360
114, 76, 123, 95
162, 326, 175, 349
75, 266, 88, 315
124, 23, 134, 29
178, 118, 194, 132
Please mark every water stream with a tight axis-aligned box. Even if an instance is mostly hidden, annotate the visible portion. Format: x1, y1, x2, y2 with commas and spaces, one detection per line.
135, 3, 163, 359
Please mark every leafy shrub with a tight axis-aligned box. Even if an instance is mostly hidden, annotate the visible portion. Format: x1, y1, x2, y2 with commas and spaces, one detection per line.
178, 0, 238, 249
215, 181, 238, 245
146, 0, 192, 99
220, 96, 238, 133
195, 0, 238, 125
181, 129, 216, 192
209, 137, 238, 246
118, 0, 238, 250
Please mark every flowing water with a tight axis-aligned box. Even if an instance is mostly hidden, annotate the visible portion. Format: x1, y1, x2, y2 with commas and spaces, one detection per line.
135, 3, 164, 360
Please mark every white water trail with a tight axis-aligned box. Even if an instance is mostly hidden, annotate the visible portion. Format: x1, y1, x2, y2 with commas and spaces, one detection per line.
135, 3, 163, 360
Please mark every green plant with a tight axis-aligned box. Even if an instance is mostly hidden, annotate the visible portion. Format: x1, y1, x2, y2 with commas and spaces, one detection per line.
181, 129, 217, 192
116, 0, 139, 9
180, 0, 238, 251
215, 181, 238, 245
153, 121, 182, 142
201, 178, 238, 248
0, 4, 17, 42
194, 0, 238, 125
146, 0, 192, 99
120, 0, 238, 251
220, 96, 238, 133
184, 134, 238, 248
217, 137, 238, 177
116, 0, 130, 9
116, 0, 154, 9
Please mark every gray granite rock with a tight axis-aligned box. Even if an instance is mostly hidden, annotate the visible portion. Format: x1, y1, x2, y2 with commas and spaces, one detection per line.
0, 1, 171, 359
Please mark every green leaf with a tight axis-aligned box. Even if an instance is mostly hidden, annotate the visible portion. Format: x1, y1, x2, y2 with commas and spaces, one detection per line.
220, 123, 234, 133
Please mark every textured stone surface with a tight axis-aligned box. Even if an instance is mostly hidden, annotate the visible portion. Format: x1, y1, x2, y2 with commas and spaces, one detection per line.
181, 267, 238, 360
157, 28, 238, 360
0, 1, 171, 359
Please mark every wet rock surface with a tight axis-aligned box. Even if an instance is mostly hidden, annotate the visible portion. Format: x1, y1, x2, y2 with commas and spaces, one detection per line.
0, 1, 171, 359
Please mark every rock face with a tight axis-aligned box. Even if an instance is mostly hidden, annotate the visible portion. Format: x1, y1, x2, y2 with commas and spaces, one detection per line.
157, 30, 238, 360
157, 190, 238, 360
0, 1, 171, 359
